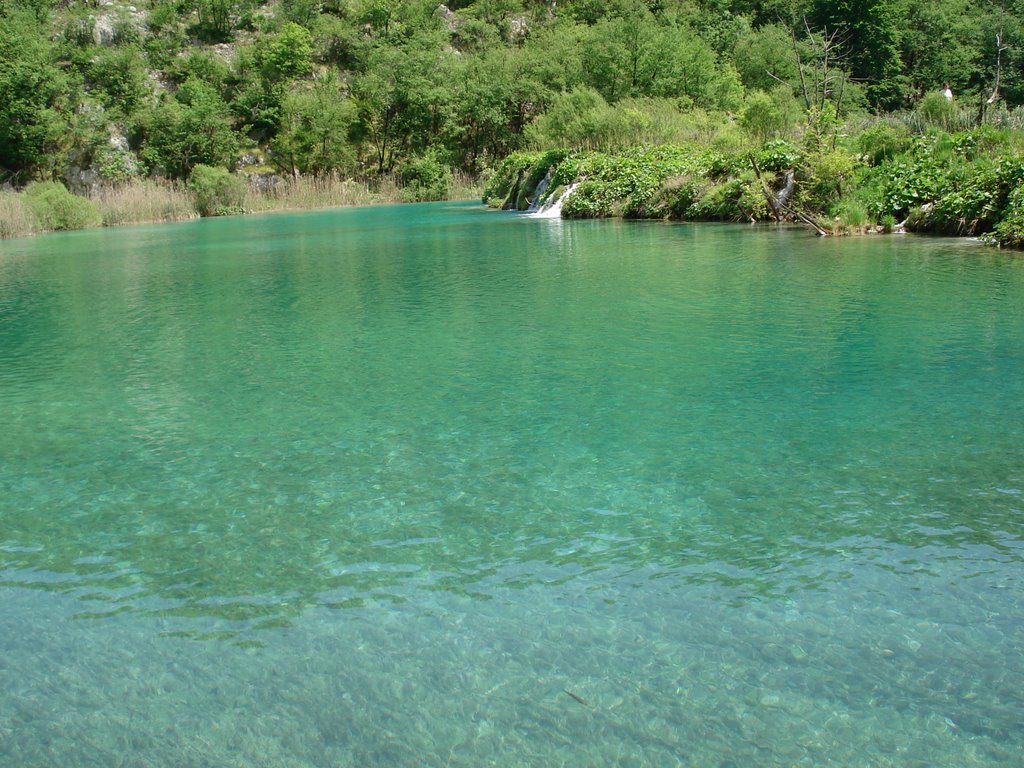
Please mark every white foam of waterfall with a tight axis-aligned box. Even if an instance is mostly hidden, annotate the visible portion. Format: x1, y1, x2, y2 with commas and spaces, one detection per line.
526, 168, 554, 213
528, 182, 580, 219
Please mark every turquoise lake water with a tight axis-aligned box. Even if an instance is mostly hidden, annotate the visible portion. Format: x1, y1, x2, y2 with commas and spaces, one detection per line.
1, 202, 1022, 766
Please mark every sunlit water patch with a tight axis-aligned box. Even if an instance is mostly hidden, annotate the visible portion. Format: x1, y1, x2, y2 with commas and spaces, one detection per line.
1, 204, 1023, 766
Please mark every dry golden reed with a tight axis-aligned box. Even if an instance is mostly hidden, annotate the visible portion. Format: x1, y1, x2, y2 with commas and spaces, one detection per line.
1, 173, 483, 239
0, 190, 39, 239
90, 179, 198, 227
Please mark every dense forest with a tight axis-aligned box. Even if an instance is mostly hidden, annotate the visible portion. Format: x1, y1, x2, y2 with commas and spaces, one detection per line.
1, 0, 1023, 242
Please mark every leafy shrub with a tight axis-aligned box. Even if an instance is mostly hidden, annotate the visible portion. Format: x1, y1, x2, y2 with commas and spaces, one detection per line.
756, 140, 802, 172
740, 89, 791, 142
95, 145, 139, 184
88, 46, 150, 115
663, 176, 707, 220
868, 140, 948, 219
482, 151, 542, 209
260, 22, 314, 80
917, 92, 958, 132
62, 15, 95, 48
910, 157, 1024, 235
561, 179, 618, 218
736, 174, 771, 221
856, 121, 912, 165
992, 188, 1024, 248
24, 182, 101, 231
400, 151, 451, 202
689, 178, 745, 220
800, 148, 860, 210
188, 164, 245, 216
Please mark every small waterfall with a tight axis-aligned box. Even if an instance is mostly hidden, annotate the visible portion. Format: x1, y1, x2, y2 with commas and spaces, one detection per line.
526, 168, 554, 213
529, 182, 580, 219
775, 170, 795, 210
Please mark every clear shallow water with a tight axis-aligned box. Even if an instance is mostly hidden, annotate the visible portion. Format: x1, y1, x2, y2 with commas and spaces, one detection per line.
1, 203, 1022, 767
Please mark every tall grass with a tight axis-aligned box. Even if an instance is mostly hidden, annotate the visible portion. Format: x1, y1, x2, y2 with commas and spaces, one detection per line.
90, 179, 198, 226
1, 172, 484, 240
0, 190, 39, 238
242, 173, 391, 212
242, 172, 482, 212
448, 170, 483, 201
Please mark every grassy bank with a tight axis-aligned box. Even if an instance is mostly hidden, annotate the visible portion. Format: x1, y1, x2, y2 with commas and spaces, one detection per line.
0, 173, 484, 241
485, 123, 1024, 249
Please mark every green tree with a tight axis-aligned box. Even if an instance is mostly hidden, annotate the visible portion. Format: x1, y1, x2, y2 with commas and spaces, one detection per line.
444, 49, 540, 170
259, 22, 315, 80
733, 23, 800, 92
898, 0, 980, 99
271, 75, 356, 176
811, 0, 905, 107
525, 87, 611, 149
350, 39, 451, 172
88, 46, 150, 116
579, 7, 731, 106
136, 78, 239, 178
0, 10, 70, 180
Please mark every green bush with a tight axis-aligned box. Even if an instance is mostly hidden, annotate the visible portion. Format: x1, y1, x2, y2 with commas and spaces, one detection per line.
833, 196, 870, 229
188, 164, 245, 216
917, 92, 958, 132
992, 188, 1024, 248
24, 182, 101, 231
482, 151, 541, 208
663, 176, 707, 220
400, 151, 452, 203
856, 121, 912, 165
689, 178, 745, 220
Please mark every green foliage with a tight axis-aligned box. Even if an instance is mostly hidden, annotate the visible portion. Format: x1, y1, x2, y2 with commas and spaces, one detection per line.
740, 87, 799, 142
799, 147, 860, 210
579, 9, 731, 107
856, 120, 912, 165
350, 39, 451, 173
400, 149, 451, 202
135, 78, 239, 178
191, 0, 254, 43
271, 77, 356, 176
0, 10, 70, 179
687, 177, 746, 220
482, 149, 565, 209
89, 46, 150, 116
917, 92, 958, 132
94, 145, 139, 184
23, 181, 101, 230
756, 139, 801, 172
526, 87, 610, 150
2, 0, 1024, 250
861, 127, 1024, 238
992, 187, 1024, 248
733, 23, 797, 92
815, 0, 905, 106
169, 51, 232, 93
259, 22, 315, 80
836, 197, 869, 228
188, 163, 245, 215
661, 175, 706, 219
